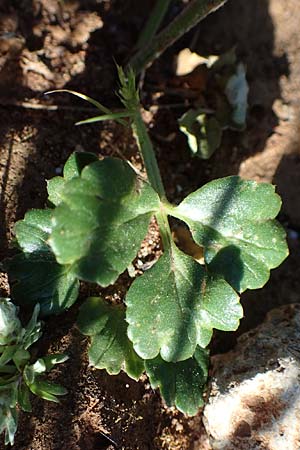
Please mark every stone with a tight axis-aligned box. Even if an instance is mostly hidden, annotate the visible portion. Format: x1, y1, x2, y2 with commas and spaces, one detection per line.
203, 304, 300, 450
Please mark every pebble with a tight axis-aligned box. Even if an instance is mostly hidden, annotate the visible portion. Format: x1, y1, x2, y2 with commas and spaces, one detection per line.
203, 304, 300, 450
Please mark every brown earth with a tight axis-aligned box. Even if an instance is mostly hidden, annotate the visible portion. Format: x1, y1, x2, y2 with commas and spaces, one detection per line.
0, 0, 300, 449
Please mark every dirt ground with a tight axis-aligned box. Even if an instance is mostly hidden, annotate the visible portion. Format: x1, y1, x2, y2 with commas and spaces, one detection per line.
0, 0, 300, 449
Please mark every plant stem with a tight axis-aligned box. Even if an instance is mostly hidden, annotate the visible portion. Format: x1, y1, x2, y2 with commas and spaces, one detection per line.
131, 112, 166, 200
131, 110, 172, 250
129, 0, 227, 74
135, 0, 172, 52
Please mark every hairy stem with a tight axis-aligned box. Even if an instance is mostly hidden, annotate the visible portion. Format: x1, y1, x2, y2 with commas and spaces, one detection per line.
131, 110, 172, 250
135, 0, 172, 52
129, 0, 227, 74
131, 112, 165, 199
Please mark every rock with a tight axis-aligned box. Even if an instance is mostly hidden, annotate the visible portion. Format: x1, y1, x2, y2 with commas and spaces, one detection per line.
203, 304, 300, 450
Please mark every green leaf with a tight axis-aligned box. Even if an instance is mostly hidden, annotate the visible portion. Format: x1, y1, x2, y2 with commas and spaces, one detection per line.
1, 407, 18, 446
126, 243, 241, 362
17, 382, 32, 412
24, 365, 67, 403
169, 176, 288, 292
179, 109, 222, 159
12, 348, 30, 371
0, 346, 17, 366
0, 365, 16, 374
40, 354, 69, 372
5, 210, 79, 315
15, 209, 53, 253
47, 177, 65, 206
24, 365, 66, 402
77, 297, 144, 380
27, 382, 60, 403
49, 158, 159, 286
47, 152, 98, 206
75, 111, 133, 126
0, 373, 18, 386
0, 345, 18, 366
6, 253, 79, 316
22, 304, 42, 350
31, 359, 46, 374
31, 380, 67, 397
23, 364, 35, 386
45, 89, 127, 126
145, 347, 209, 415
45, 89, 112, 115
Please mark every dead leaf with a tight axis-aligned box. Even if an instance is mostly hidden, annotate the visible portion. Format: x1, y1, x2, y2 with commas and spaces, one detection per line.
173, 225, 204, 263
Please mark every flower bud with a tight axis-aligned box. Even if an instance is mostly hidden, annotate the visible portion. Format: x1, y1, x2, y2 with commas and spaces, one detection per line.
0, 298, 22, 345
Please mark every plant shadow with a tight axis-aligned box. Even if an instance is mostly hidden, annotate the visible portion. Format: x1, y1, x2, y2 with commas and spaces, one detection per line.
0, 0, 296, 448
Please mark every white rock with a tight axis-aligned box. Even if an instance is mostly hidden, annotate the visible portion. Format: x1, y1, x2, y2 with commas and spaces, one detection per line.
203, 304, 300, 450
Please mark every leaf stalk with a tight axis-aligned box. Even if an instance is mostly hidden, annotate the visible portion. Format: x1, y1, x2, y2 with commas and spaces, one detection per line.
131, 110, 172, 251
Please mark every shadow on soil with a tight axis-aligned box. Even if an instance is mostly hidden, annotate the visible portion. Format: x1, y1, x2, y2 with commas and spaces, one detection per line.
0, 0, 297, 449
144, 0, 289, 200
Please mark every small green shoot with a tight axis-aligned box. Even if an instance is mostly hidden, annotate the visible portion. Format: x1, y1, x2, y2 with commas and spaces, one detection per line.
0, 300, 67, 445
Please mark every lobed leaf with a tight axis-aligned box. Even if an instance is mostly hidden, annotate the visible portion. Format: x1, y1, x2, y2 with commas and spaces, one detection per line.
47, 152, 98, 206
169, 176, 288, 292
77, 297, 144, 380
145, 347, 209, 415
5, 209, 79, 315
126, 243, 241, 362
15, 209, 53, 253
49, 158, 160, 286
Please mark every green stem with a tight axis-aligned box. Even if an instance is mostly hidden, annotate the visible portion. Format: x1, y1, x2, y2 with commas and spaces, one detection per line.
129, 0, 227, 74
131, 110, 172, 250
135, 0, 172, 52
131, 111, 166, 199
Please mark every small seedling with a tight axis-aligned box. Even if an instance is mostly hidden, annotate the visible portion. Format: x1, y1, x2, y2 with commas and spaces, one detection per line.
0, 299, 68, 445
3, 68, 288, 417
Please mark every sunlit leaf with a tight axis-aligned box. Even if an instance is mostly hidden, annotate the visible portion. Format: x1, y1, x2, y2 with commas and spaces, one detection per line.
45, 89, 127, 126
49, 158, 160, 286
22, 304, 42, 350
75, 111, 133, 126
40, 354, 69, 372
47, 151, 98, 206
1, 406, 18, 445
169, 176, 288, 292
179, 109, 222, 159
126, 243, 241, 362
